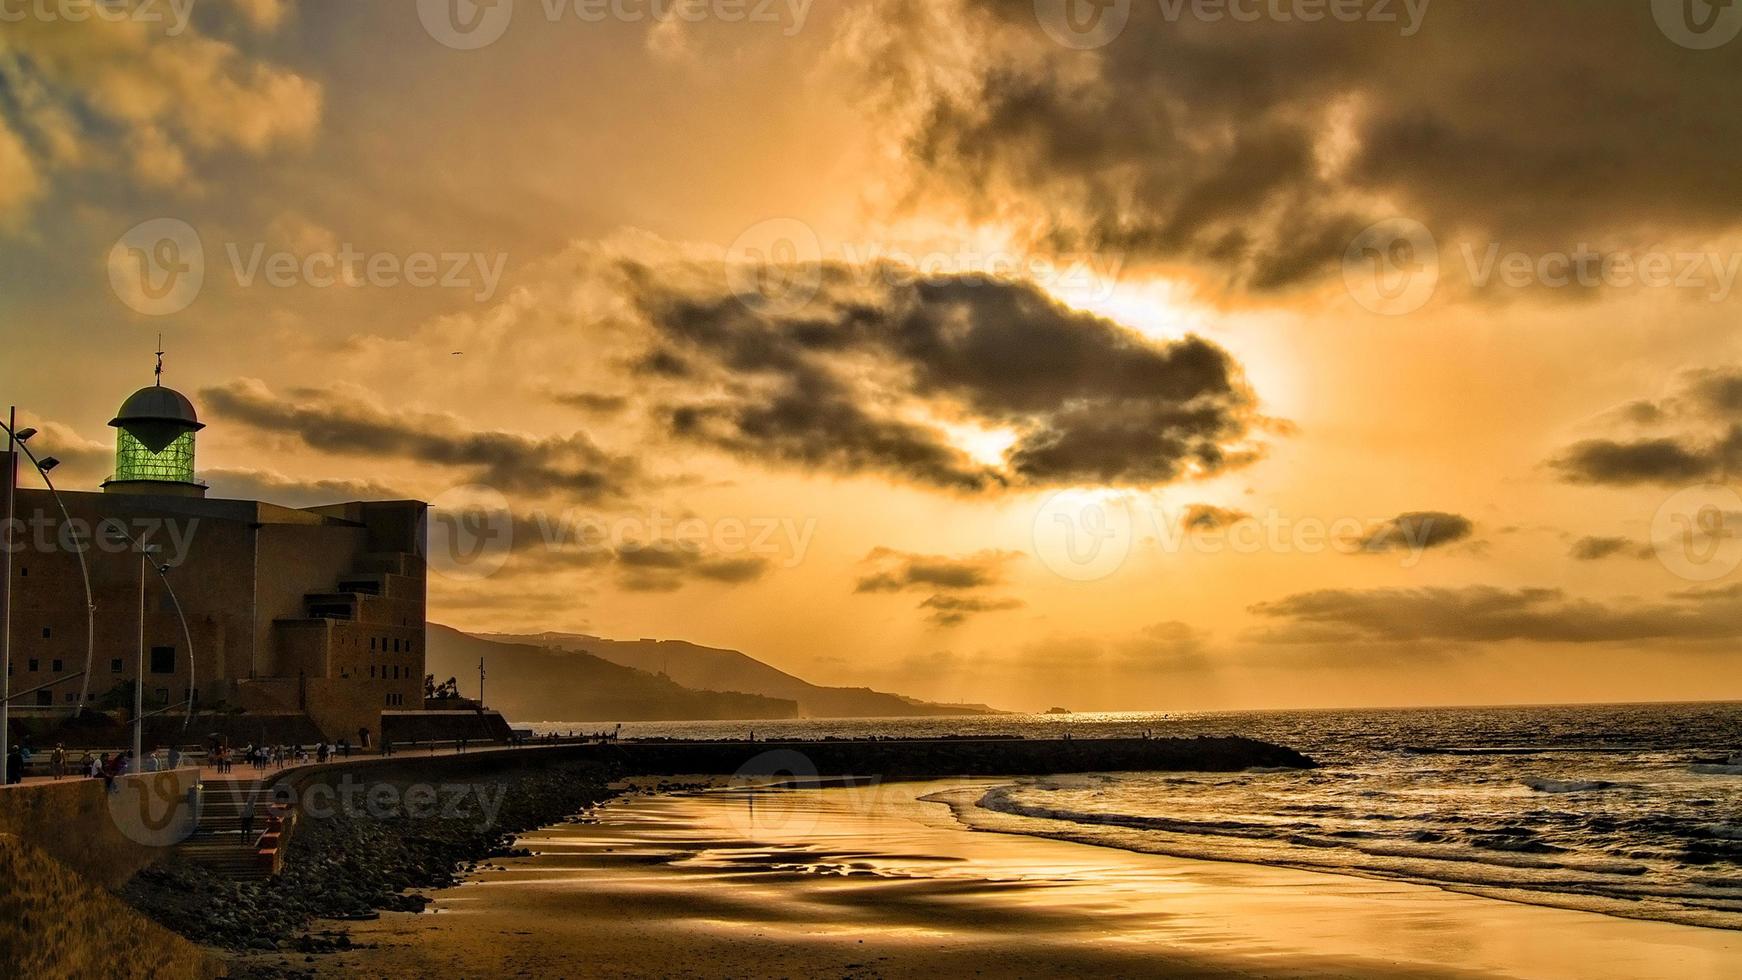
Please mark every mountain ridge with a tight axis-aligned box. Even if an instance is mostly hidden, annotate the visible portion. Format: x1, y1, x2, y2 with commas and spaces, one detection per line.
471, 629, 1004, 719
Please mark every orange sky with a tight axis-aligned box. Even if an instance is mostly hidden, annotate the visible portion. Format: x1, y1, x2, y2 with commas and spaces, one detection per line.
3, 1, 1741, 711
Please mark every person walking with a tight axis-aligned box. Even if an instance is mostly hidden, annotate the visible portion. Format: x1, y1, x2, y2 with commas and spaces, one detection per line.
50, 744, 66, 780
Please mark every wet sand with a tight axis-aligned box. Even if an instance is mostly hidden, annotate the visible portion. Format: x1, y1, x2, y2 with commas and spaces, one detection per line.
293, 779, 1742, 978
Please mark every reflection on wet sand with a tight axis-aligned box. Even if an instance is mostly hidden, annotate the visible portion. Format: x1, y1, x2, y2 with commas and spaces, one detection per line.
310, 780, 1742, 979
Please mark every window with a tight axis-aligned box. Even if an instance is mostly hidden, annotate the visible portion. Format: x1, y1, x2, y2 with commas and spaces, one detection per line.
149, 645, 175, 674
370, 637, 376, 651
51, 659, 62, 672
35, 690, 51, 706
111, 659, 123, 674
369, 666, 376, 678
27, 658, 38, 672
41, 627, 50, 639
18, 566, 25, 577
64, 692, 74, 703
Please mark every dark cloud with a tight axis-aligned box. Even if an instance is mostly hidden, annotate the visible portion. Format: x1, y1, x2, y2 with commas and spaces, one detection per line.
627, 265, 1261, 491
854, 547, 1020, 592
855, 547, 1024, 625
1568, 536, 1654, 562
1248, 586, 1742, 646
204, 380, 639, 500
845, 2, 1742, 292
1356, 511, 1474, 553
553, 392, 630, 415
1181, 504, 1253, 531
1551, 368, 1742, 486
920, 593, 1024, 627
615, 541, 771, 592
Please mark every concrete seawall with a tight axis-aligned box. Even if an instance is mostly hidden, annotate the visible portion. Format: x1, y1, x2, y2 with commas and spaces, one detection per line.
0, 769, 201, 889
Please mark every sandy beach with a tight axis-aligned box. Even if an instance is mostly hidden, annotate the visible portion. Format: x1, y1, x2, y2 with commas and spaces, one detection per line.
255, 779, 1742, 979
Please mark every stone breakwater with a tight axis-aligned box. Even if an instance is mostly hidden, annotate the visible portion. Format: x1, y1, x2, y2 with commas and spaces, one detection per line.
121, 760, 620, 954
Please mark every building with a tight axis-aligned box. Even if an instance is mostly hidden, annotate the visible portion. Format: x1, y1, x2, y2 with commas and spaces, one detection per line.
4, 375, 428, 745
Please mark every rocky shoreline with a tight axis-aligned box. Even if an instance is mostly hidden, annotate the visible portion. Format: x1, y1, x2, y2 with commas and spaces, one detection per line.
119, 761, 622, 972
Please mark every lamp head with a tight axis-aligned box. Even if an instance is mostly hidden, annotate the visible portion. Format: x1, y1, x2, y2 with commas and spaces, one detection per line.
13, 427, 36, 443
38, 456, 59, 472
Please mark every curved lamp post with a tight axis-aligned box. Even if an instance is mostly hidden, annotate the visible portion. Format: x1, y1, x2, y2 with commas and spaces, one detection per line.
0, 419, 98, 717
106, 524, 199, 743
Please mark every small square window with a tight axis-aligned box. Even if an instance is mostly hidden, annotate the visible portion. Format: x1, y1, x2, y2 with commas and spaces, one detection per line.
27, 658, 38, 672
111, 658, 123, 673
51, 659, 62, 672
41, 627, 50, 639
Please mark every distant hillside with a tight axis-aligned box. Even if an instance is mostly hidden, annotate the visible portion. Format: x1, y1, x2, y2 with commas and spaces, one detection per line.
425, 625, 798, 723
479, 631, 1003, 718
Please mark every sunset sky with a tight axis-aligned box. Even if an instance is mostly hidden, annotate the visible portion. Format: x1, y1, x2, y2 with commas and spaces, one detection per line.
4, 0, 1742, 711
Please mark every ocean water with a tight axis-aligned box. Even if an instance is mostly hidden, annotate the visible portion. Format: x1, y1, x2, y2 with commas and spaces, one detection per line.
528, 703, 1742, 929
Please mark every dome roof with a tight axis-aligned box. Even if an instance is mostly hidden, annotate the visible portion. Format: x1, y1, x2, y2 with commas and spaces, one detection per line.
109, 384, 203, 431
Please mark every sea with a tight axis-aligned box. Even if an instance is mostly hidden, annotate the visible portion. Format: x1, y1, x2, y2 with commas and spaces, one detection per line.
526, 702, 1742, 930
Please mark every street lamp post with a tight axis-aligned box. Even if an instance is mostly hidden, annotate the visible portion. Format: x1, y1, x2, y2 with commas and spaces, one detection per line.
134, 545, 158, 767
2, 406, 15, 776
0, 420, 97, 718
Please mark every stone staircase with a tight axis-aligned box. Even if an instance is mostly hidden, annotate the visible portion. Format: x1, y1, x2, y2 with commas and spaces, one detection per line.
171, 776, 281, 881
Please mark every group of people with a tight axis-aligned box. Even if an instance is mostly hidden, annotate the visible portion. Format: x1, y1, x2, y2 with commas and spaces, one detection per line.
212, 738, 354, 773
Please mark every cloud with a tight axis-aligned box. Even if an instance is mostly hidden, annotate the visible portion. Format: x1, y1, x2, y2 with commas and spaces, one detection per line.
202, 379, 641, 500
628, 263, 1262, 491
1181, 503, 1252, 531
920, 593, 1024, 627
614, 540, 771, 592
553, 392, 630, 415
1248, 586, 1742, 646
854, 546, 1021, 592
1568, 536, 1654, 562
836, 1, 1742, 293
854, 547, 1024, 625
0, 10, 320, 223
1355, 511, 1474, 553
1551, 368, 1742, 486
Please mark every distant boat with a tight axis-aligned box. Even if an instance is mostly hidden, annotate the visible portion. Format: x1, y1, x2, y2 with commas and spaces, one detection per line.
1045, 707, 1071, 715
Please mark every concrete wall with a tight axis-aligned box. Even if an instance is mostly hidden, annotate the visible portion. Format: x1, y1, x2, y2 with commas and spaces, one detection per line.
0, 768, 201, 889
0, 834, 219, 979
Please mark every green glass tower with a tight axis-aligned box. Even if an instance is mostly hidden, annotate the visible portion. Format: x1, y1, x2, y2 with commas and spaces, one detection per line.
102, 361, 206, 496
